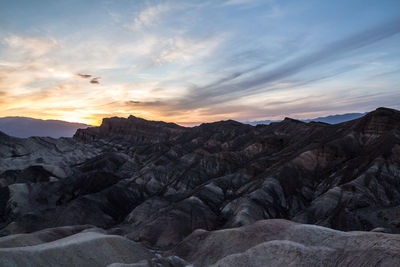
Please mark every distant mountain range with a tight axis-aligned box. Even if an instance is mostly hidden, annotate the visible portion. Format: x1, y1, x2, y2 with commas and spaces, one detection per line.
246, 112, 367, 125
0, 112, 367, 138
0, 117, 90, 138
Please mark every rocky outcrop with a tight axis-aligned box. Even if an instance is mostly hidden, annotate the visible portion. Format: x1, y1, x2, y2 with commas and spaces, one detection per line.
2, 219, 400, 266
74, 115, 187, 143
0, 132, 100, 175
350, 107, 400, 135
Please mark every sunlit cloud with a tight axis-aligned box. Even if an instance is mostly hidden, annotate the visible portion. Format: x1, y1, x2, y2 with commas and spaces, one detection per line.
47, 68, 73, 79
3, 35, 61, 58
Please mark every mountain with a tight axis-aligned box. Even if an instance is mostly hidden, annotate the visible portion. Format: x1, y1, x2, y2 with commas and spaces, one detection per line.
0, 112, 365, 138
0, 107, 400, 266
302, 112, 367, 124
0, 117, 90, 138
246, 112, 366, 125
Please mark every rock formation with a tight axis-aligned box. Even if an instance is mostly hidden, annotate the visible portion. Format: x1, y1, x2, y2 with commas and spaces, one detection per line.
0, 107, 399, 266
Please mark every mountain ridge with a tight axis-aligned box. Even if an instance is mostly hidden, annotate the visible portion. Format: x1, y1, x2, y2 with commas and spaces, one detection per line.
0, 111, 371, 138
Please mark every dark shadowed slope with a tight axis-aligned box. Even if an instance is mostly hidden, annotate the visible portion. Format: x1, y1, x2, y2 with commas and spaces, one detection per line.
0, 117, 90, 138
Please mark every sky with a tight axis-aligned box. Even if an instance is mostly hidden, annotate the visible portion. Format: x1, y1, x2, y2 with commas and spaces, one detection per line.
0, 0, 399, 126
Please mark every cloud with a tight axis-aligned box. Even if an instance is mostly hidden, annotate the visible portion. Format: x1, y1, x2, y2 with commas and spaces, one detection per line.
221, 0, 259, 6
0, 91, 7, 103
156, 36, 223, 65
173, 17, 400, 109
128, 34, 225, 69
131, 3, 171, 31
0, 36, 77, 91
3, 36, 61, 58
77, 73, 101, 84
126, 100, 141, 104
150, 87, 164, 93
124, 100, 167, 108
367, 69, 400, 79
1, 3, 399, 126
77, 73, 92, 79
100, 18, 400, 124
90, 77, 101, 84
127, 2, 223, 69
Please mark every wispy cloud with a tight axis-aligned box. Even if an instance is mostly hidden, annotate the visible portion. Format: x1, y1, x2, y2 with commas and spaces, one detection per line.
130, 3, 171, 31
3, 36, 61, 58
221, 0, 260, 7
367, 69, 400, 79
172, 17, 400, 109
101, 17, 400, 124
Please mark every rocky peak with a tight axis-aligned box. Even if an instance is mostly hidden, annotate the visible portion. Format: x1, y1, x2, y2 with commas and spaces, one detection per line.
74, 115, 187, 143
283, 117, 304, 123
269, 117, 305, 127
268, 117, 309, 136
351, 107, 400, 135
197, 120, 247, 131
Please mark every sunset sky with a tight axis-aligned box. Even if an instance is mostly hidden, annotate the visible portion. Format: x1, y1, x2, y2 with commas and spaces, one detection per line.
1, 0, 400, 126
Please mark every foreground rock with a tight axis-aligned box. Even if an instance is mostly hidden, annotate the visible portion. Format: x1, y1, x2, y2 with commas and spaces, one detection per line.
1, 219, 399, 266
168, 219, 400, 267
0, 228, 154, 267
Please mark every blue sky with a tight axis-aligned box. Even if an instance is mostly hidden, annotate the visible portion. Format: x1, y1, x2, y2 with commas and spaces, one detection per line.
0, 0, 399, 125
